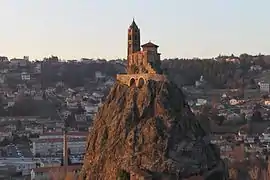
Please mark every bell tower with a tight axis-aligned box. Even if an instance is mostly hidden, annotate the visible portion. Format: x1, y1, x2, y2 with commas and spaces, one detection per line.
127, 19, 140, 57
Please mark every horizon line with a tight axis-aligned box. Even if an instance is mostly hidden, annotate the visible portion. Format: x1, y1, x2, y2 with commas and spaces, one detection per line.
1, 52, 268, 61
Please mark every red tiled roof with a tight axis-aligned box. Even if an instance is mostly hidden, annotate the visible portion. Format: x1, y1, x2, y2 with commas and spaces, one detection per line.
141, 42, 159, 48
33, 165, 81, 173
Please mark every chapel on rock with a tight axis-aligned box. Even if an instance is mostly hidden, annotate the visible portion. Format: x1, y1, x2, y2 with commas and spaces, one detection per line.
117, 19, 166, 87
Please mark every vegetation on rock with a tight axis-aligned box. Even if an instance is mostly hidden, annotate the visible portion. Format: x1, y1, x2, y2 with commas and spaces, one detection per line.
100, 127, 108, 149
116, 169, 130, 180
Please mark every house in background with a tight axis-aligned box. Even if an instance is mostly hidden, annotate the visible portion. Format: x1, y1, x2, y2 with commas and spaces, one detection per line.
21, 72, 31, 81
259, 82, 270, 93
10, 56, 29, 67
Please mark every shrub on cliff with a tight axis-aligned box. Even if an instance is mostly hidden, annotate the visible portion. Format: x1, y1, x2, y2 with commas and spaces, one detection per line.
117, 169, 130, 180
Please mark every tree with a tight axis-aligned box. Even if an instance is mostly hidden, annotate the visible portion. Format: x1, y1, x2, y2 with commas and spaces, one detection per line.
249, 78, 257, 89
215, 115, 225, 126
42, 91, 47, 100
66, 113, 76, 128
35, 153, 41, 157
0, 96, 6, 116
261, 94, 269, 99
0, 138, 10, 146
197, 114, 211, 133
16, 120, 23, 130
239, 53, 249, 60
251, 110, 263, 122
240, 113, 247, 124
116, 169, 130, 180
29, 133, 39, 138
76, 103, 85, 114
10, 97, 37, 116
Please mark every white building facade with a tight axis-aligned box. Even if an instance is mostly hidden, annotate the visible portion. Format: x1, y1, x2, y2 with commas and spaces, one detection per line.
259, 82, 270, 93
0, 158, 36, 176
21, 72, 31, 81
32, 132, 87, 157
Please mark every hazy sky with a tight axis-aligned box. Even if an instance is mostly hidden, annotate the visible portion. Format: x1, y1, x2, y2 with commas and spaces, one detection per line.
1, 0, 270, 60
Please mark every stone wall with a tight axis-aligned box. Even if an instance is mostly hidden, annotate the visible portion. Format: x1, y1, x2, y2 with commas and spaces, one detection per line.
116, 73, 167, 87
127, 51, 161, 74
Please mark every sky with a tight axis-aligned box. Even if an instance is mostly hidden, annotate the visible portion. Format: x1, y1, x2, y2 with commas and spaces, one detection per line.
0, 0, 270, 60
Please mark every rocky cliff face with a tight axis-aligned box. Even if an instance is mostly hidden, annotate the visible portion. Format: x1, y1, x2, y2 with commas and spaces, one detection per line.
80, 81, 228, 180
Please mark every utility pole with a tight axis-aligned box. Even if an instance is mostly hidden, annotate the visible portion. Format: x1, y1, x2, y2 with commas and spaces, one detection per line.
63, 122, 68, 175
58, 108, 69, 177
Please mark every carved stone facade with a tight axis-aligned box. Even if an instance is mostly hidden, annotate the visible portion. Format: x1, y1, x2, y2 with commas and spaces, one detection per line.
117, 19, 166, 87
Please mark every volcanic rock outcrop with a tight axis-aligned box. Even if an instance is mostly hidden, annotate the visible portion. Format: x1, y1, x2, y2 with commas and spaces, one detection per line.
80, 80, 228, 180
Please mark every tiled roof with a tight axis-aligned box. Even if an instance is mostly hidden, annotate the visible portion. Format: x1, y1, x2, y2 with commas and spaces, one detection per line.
141, 42, 159, 48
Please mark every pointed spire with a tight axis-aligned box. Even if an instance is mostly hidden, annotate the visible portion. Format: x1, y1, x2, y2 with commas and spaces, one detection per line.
130, 18, 138, 29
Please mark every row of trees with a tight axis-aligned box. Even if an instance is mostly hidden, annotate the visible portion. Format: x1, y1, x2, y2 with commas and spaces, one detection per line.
1, 54, 269, 89
39, 54, 270, 89
0, 96, 58, 117
40, 60, 124, 88
162, 54, 269, 88
198, 104, 264, 134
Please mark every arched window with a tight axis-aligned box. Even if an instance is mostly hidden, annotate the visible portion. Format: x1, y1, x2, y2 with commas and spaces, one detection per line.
129, 78, 136, 87
137, 78, 145, 88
